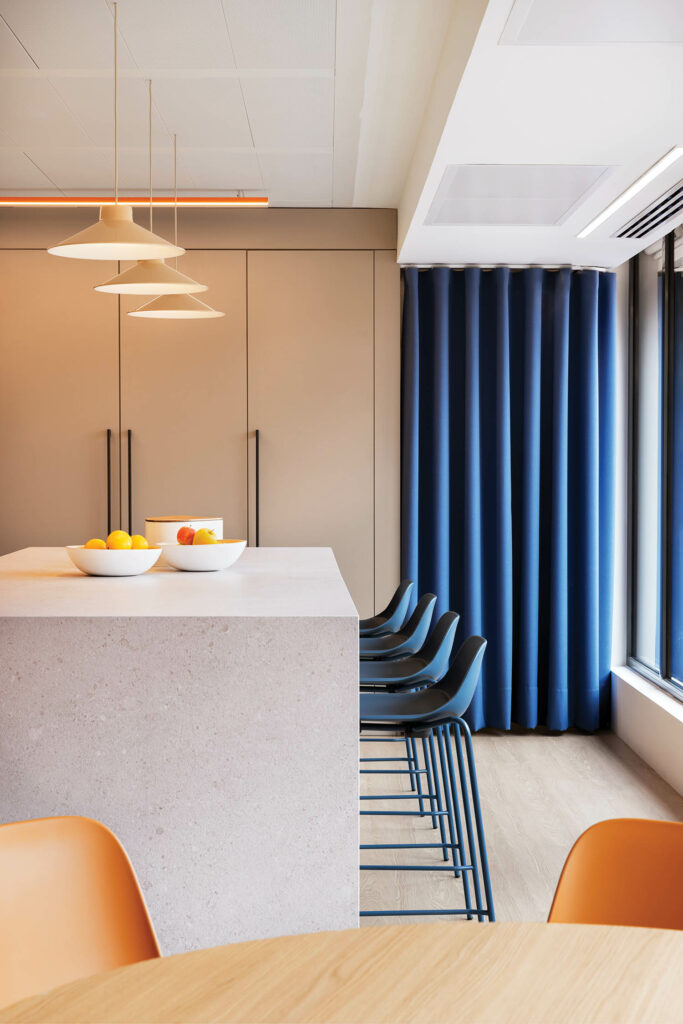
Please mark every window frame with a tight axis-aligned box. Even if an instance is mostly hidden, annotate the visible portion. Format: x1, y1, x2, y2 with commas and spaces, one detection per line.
627, 229, 683, 702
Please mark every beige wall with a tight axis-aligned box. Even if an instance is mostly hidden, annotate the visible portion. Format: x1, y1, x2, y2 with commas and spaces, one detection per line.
0, 208, 400, 613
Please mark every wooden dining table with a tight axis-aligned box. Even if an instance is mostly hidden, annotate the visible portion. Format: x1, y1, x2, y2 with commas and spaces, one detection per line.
1, 921, 681, 1024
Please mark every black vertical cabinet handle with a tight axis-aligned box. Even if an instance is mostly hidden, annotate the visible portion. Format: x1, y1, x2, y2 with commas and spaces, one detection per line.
255, 428, 260, 547
127, 429, 133, 536
106, 428, 112, 535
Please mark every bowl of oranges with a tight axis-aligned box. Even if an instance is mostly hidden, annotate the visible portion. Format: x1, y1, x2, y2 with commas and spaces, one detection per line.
162, 526, 246, 572
66, 531, 162, 577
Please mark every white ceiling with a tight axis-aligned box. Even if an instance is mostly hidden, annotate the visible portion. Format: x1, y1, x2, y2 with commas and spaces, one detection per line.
398, 0, 683, 267
1, 0, 682, 268
0, 0, 458, 209
0, 0, 343, 204
500, 0, 683, 46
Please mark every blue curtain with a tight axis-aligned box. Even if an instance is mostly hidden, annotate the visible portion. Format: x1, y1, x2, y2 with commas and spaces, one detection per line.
402, 267, 617, 732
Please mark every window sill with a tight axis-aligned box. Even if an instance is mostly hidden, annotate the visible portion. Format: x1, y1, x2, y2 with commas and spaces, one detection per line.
611, 665, 683, 797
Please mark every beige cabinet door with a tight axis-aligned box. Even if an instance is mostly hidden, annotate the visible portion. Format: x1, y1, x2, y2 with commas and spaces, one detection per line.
119, 250, 247, 540
247, 250, 374, 616
0, 251, 120, 554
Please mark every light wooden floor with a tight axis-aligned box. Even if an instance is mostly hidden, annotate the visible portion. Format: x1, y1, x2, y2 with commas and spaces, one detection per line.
360, 730, 683, 924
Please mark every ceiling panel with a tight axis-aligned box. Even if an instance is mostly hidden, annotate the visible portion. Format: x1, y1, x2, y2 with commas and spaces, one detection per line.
0, 79, 92, 147
0, 186, 62, 196
222, 0, 335, 68
152, 78, 252, 147
49, 76, 170, 148
241, 77, 333, 149
116, 147, 194, 190
259, 151, 332, 203
500, 0, 683, 45
116, 0, 234, 69
0, 14, 37, 68
179, 148, 263, 190
23, 146, 111, 189
0, 148, 55, 188
0, 0, 135, 68
23, 146, 188, 191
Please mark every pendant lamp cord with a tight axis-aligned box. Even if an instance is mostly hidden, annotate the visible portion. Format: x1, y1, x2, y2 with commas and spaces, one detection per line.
148, 80, 153, 231
173, 133, 178, 269
113, 2, 118, 204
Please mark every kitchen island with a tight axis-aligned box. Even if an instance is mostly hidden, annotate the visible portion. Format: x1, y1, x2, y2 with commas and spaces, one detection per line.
0, 547, 359, 954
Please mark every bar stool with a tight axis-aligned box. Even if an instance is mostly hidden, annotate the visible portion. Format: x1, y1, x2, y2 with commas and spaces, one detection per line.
360, 603, 455, 823
359, 611, 459, 692
360, 594, 436, 661
359, 636, 494, 923
359, 580, 414, 637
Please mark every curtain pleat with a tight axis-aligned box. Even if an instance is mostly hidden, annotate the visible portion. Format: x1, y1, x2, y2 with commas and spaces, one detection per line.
401, 266, 617, 731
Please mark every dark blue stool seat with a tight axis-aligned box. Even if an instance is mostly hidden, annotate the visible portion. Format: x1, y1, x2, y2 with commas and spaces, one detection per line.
359, 611, 458, 690
359, 580, 413, 637
360, 594, 436, 661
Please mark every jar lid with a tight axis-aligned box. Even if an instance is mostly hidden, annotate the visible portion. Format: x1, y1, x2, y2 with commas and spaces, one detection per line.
145, 515, 222, 523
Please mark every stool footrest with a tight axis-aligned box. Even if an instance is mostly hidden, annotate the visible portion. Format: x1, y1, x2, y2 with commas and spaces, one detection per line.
360, 908, 489, 918
360, 842, 460, 850
360, 793, 439, 801
360, 863, 474, 872
360, 810, 447, 816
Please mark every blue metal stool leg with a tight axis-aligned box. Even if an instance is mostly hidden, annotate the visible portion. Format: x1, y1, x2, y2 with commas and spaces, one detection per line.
410, 737, 426, 816
421, 736, 439, 832
451, 721, 487, 921
435, 726, 463, 880
456, 717, 495, 922
440, 723, 474, 916
405, 737, 416, 792
426, 729, 450, 862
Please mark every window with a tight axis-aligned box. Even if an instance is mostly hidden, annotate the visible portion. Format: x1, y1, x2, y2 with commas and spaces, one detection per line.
629, 228, 683, 700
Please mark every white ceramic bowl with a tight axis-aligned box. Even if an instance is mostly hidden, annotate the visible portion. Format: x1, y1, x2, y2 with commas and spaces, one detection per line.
163, 539, 246, 572
66, 545, 162, 577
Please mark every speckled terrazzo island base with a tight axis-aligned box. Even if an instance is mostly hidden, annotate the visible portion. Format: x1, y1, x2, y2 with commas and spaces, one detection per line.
0, 547, 359, 954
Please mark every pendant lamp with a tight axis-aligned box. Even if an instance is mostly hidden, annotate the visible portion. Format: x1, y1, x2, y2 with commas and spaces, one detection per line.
129, 292, 223, 318
48, 4, 183, 262
130, 135, 224, 319
95, 82, 205, 294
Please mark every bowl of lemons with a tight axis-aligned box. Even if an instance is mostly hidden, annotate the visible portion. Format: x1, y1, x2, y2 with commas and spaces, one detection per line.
162, 527, 246, 572
66, 531, 162, 577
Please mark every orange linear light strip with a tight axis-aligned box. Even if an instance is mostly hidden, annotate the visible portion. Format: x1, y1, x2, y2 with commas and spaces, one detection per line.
0, 195, 269, 208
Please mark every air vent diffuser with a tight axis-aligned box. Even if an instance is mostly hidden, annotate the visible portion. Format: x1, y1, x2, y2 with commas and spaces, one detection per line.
426, 164, 608, 227
614, 181, 683, 239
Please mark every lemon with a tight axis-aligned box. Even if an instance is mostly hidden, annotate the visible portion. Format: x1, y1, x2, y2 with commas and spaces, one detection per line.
131, 535, 149, 549
193, 528, 218, 545
84, 538, 106, 550
107, 530, 132, 550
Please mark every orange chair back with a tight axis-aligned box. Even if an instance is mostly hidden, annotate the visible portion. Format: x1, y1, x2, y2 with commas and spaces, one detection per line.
549, 818, 683, 929
0, 816, 160, 1009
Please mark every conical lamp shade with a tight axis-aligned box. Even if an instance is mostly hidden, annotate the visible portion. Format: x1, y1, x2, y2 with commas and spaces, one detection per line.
129, 292, 224, 319
48, 204, 184, 260
95, 258, 207, 295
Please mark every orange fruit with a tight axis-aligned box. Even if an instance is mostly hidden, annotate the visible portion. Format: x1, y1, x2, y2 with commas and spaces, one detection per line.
107, 530, 132, 550
131, 534, 149, 549
84, 538, 106, 550
193, 528, 218, 545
